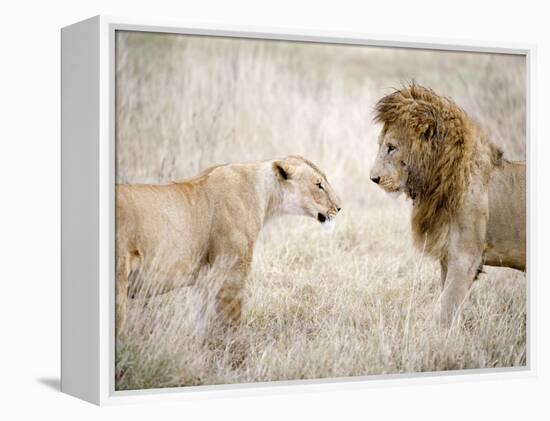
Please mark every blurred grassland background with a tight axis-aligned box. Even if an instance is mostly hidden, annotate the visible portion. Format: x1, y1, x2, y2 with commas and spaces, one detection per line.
115, 31, 526, 390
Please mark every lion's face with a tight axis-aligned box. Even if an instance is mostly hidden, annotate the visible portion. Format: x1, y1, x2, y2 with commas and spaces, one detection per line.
369, 129, 409, 196
274, 156, 342, 225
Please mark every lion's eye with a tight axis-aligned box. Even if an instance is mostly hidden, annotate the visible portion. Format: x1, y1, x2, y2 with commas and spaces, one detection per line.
387, 144, 396, 153
316, 182, 324, 190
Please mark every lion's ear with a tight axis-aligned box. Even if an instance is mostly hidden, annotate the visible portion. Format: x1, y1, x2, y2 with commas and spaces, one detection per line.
273, 160, 294, 180
421, 122, 436, 142
411, 102, 437, 142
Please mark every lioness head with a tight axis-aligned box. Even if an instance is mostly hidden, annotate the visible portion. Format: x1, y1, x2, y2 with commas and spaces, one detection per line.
273, 156, 342, 225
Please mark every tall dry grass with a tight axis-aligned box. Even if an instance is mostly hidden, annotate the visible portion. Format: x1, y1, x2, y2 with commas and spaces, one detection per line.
114, 31, 527, 390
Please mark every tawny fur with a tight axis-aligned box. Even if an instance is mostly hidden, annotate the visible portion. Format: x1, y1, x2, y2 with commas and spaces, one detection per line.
370, 84, 526, 325
115, 156, 341, 336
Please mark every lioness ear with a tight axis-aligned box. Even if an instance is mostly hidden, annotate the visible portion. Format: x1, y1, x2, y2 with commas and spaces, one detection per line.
273, 160, 293, 180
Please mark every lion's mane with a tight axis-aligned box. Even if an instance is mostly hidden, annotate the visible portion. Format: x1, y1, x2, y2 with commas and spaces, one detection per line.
374, 84, 503, 258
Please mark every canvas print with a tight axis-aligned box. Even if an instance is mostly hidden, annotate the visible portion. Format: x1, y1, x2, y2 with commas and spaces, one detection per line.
114, 31, 526, 390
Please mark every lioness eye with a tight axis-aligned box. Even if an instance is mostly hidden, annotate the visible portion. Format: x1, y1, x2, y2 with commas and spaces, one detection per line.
387, 144, 396, 153
316, 182, 324, 190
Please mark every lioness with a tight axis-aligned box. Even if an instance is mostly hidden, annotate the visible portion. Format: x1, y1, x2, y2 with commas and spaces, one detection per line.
370, 84, 526, 325
116, 156, 341, 334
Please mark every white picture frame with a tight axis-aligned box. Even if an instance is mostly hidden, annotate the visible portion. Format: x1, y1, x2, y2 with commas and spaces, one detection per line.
61, 15, 536, 405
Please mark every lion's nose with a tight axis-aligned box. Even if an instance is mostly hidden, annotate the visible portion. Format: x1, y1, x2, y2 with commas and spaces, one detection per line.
370, 176, 380, 184
337, 207, 342, 212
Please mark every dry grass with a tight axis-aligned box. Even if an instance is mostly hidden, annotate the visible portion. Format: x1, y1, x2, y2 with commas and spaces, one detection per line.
114, 31, 527, 390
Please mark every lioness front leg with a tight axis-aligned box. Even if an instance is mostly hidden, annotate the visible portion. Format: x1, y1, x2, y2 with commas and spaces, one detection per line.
439, 257, 448, 289
115, 254, 130, 337
215, 258, 251, 331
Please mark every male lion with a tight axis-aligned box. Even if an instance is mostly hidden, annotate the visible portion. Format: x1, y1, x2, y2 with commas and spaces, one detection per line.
116, 155, 341, 335
369, 84, 526, 325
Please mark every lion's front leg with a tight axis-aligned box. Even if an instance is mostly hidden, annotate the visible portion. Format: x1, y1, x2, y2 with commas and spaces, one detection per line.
437, 212, 486, 327
437, 252, 482, 326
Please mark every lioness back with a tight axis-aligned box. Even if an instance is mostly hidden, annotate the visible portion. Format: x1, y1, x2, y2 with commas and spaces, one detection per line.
116, 181, 213, 291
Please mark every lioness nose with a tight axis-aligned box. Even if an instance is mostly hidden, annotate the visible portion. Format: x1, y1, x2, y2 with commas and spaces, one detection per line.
337, 207, 342, 212
371, 176, 380, 184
